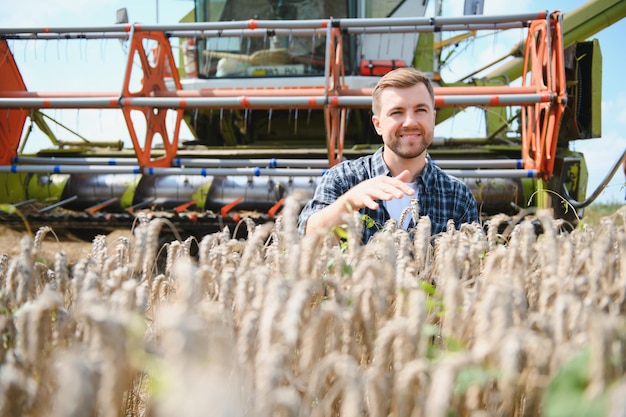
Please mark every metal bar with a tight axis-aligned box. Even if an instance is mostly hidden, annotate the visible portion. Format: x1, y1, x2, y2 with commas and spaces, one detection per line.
1, 28, 329, 41
432, 159, 524, 169
126, 198, 156, 213
2, 85, 539, 99
139, 19, 330, 31
14, 156, 326, 167
173, 28, 327, 38
342, 22, 528, 33
0, 22, 527, 41
1, 165, 142, 174
174, 157, 332, 168
0, 23, 526, 42
12, 198, 38, 208
0, 98, 119, 108
173, 158, 524, 169
0, 25, 134, 35
435, 93, 556, 106
85, 197, 119, 215
2, 164, 538, 179
434, 86, 538, 96
2, 33, 130, 41
338, 12, 544, 28
2, 91, 125, 98
220, 197, 243, 217
449, 169, 539, 178
268, 198, 284, 218
144, 167, 327, 177
174, 199, 198, 213
561, 149, 626, 209
323, 21, 332, 96
0, 164, 326, 176
0, 93, 556, 109
38, 195, 78, 213
124, 96, 327, 108
0, 12, 545, 37
12, 156, 140, 166
9, 157, 526, 170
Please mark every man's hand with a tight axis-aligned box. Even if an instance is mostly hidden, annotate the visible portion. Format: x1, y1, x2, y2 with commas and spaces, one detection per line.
304, 170, 415, 234
339, 169, 415, 210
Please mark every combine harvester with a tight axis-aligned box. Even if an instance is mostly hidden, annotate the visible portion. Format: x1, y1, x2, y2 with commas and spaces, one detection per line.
1, 0, 625, 240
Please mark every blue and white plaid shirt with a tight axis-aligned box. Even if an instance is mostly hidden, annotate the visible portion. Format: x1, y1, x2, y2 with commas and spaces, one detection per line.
298, 147, 479, 243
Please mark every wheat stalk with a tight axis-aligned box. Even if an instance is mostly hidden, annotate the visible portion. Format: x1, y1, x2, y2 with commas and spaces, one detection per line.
1, 201, 626, 417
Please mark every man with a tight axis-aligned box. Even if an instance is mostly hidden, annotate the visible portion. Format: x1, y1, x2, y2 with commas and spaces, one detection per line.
298, 67, 479, 243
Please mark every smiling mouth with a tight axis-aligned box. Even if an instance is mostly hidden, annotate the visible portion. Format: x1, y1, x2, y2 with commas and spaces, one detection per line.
399, 131, 422, 139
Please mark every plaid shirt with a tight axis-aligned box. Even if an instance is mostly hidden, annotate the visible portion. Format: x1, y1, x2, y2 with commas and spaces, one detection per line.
298, 147, 479, 243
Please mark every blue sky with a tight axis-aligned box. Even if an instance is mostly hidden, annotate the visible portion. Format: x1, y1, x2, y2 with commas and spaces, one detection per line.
1, 0, 625, 204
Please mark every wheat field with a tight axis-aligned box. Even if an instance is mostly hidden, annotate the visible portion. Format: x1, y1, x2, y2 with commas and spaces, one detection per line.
1, 197, 626, 417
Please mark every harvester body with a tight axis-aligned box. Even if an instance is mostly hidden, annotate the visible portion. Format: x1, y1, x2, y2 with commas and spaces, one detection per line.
0, 0, 624, 238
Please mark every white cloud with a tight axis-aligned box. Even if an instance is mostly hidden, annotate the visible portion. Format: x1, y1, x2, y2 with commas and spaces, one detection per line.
603, 96, 626, 129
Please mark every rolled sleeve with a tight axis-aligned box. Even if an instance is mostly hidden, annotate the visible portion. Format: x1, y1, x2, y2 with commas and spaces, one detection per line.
297, 163, 354, 235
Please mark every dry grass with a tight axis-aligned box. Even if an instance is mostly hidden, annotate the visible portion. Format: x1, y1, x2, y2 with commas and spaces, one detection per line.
1, 202, 626, 417
582, 203, 625, 226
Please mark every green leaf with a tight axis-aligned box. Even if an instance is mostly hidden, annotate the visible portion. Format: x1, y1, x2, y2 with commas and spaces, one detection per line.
0, 204, 17, 215
420, 281, 437, 296
543, 347, 607, 417
422, 324, 439, 337
455, 365, 497, 396
332, 225, 349, 240
361, 214, 376, 229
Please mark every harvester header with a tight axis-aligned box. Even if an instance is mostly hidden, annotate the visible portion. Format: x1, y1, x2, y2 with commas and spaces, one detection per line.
0, 0, 624, 239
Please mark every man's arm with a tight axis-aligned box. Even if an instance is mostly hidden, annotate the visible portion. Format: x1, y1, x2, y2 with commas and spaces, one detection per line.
304, 170, 415, 235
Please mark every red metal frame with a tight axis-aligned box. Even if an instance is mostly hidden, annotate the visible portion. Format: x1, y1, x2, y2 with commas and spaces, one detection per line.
324, 27, 347, 166
521, 11, 566, 180
121, 30, 184, 168
0, 13, 567, 178
0, 39, 29, 165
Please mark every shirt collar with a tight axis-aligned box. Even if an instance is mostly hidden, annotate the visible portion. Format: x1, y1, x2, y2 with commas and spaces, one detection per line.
372, 147, 390, 176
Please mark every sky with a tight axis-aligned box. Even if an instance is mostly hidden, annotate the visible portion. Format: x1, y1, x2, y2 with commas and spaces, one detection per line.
1, 0, 625, 204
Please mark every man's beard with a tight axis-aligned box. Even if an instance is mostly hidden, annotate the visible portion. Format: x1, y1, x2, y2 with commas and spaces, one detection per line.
386, 128, 432, 159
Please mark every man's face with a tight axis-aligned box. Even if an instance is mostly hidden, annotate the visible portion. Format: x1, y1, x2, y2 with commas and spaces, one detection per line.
371, 83, 436, 160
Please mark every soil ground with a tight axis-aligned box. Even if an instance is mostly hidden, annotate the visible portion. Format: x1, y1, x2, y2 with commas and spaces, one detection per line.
0, 225, 131, 265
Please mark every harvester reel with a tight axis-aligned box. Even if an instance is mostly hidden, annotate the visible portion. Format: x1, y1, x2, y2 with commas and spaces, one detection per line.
521, 12, 566, 180
121, 30, 183, 168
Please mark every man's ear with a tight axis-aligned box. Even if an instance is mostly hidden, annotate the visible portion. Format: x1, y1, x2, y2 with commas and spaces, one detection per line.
371, 115, 381, 135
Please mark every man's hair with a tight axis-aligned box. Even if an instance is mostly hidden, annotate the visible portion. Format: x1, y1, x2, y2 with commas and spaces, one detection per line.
371, 67, 435, 115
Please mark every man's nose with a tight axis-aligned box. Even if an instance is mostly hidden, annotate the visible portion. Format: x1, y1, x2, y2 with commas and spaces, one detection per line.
402, 111, 419, 126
